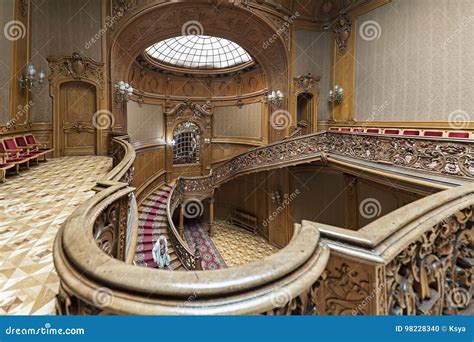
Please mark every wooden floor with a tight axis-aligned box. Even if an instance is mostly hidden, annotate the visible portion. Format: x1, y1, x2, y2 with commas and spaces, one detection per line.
0, 156, 111, 315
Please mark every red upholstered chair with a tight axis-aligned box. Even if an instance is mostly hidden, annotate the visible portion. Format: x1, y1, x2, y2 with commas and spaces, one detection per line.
15, 136, 45, 164
447, 131, 470, 139
352, 127, 365, 133
0, 152, 15, 182
403, 130, 420, 136
366, 128, 380, 134
340, 127, 351, 132
25, 134, 53, 160
384, 129, 400, 135
423, 130, 444, 138
0, 140, 30, 174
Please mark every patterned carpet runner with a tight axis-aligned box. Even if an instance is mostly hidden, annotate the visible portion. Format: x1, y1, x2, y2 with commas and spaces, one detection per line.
184, 223, 227, 270
133, 184, 183, 270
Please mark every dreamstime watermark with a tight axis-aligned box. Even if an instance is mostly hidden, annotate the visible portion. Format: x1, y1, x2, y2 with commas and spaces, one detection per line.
92, 110, 115, 130
84, 12, 124, 49
270, 110, 292, 130
1, 101, 34, 134
182, 198, 204, 219
448, 110, 470, 129
440, 15, 474, 50
4, 20, 26, 41
92, 287, 114, 308
262, 12, 300, 49
182, 20, 204, 36
352, 283, 385, 315
5, 323, 85, 336
359, 198, 382, 219
359, 20, 382, 41
263, 189, 300, 227
361, 101, 389, 127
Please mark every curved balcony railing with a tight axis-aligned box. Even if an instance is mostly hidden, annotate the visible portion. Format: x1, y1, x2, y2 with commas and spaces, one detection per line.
312, 182, 474, 315
54, 188, 329, 314
55, 130, 474, 315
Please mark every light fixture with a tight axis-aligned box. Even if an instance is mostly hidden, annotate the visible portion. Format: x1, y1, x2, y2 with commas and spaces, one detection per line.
329, 85, 344, 104
271, 190, 282, 205
115, 81, 134, 105
19, 63, 45, 92
266, 90, 284, 109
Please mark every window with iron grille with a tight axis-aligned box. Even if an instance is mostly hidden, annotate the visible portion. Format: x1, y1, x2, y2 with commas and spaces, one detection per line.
173, 122, 201, 164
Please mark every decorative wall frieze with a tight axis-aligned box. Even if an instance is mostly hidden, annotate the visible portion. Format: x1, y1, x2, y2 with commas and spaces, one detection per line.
48, 53, 105, 88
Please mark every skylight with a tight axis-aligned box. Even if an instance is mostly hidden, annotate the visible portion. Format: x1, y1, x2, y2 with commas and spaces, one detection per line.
145, 35, 253, 70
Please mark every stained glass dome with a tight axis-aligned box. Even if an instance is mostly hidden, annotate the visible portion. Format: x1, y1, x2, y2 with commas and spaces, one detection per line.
145, 35, 253, 70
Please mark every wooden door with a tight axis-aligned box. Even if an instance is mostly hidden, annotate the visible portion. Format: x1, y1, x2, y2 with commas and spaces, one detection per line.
59, 82, 97, 156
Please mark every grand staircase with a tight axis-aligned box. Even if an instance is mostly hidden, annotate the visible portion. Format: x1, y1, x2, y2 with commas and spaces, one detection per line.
133, 184, 184, 270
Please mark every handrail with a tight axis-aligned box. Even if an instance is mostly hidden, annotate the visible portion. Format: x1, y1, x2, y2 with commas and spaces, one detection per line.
54, 187, 329, 314
164, 130, 474, 271
55, 130, 474, 315
311, 183, 474, 315
103, 135, 136, 184
166, 180, 196, 270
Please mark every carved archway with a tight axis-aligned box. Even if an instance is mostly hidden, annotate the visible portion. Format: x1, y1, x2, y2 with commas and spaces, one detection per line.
108, 1, 289, 140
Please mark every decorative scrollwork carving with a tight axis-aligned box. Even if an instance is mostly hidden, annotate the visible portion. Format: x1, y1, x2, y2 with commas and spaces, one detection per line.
48, 52, 105, 88
93, 203, 119, 257
386, 206, 473, 315
326, 132, 474, 178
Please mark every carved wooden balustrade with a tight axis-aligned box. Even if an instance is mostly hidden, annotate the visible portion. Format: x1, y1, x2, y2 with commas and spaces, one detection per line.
312, 183, 474, 315
325, 132, 474, 179
54, 193, 329, 314
166, 180, 196, 270
55, 129, 474, 315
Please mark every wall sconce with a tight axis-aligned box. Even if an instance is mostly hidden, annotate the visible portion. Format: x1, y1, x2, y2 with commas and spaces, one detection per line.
115, 81, 134, 105
271, 190, 282, 205
329, 85, 344, 104
266, 90, 284, 109
19, 63, 45, 92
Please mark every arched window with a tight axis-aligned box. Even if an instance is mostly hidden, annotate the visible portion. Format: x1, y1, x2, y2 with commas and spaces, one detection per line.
173, 122, 201, 164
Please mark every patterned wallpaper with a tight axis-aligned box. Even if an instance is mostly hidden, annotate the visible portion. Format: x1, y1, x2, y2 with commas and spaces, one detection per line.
294, 30, 332, 121
213, 102, 262, 139
30, 0, 102, 123
0, 0, 14, 125
355, 0, 474, 122
127, 102, 165, 144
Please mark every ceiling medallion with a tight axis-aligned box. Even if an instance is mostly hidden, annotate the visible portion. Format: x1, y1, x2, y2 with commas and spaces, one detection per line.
334, 12, 352, 55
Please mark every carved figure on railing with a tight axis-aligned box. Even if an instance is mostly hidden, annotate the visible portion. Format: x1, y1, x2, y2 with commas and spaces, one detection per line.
152, 236, 171, 269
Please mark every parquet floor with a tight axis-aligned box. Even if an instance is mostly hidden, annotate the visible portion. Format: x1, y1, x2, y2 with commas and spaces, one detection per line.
0, 156, 111, 315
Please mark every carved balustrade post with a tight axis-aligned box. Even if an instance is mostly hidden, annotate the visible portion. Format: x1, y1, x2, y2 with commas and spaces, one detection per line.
179, 205, 185, 239
194, 246, 203, 271
209, 198, 215, 236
